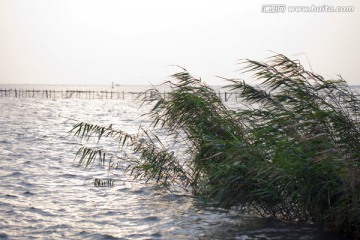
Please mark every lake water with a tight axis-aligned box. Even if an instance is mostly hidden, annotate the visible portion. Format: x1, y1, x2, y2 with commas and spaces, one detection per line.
0, 85, 353, 239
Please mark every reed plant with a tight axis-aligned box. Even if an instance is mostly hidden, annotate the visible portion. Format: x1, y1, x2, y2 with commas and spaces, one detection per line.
70, 54, 359, 238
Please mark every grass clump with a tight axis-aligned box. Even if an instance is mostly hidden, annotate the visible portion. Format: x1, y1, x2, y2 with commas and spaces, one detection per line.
70, 54, 360, 238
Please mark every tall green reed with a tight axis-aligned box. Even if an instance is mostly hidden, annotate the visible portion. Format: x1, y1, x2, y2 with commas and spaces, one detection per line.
70, 54, 359, 238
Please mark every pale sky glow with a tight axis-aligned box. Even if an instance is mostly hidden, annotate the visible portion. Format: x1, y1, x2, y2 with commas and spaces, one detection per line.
0, 0, 359, 85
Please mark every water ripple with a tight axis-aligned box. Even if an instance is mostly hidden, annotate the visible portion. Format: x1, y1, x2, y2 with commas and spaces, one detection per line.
0, 96, 329, 240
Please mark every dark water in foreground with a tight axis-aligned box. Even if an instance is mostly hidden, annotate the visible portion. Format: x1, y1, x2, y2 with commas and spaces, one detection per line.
0, 85, 354, 239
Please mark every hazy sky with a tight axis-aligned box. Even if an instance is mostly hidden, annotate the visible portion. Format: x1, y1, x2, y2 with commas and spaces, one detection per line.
0, 0, 359, 85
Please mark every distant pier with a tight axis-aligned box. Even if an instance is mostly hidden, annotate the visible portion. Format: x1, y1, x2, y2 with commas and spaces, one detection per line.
0, 88, 240, 102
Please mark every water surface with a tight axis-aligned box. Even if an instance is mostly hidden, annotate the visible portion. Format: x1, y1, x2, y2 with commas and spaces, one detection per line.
0, 86, 350, 239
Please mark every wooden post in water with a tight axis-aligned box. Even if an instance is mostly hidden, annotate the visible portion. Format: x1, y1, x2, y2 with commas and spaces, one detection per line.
224, 92, 233, 102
